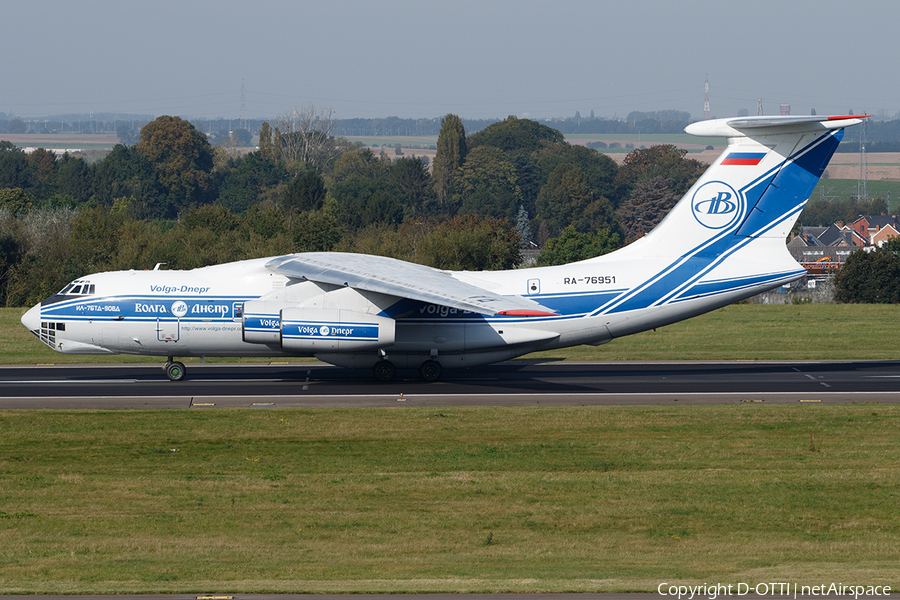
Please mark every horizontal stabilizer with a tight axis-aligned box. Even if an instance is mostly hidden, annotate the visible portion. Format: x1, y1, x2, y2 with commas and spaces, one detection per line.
685, 115, 867, 138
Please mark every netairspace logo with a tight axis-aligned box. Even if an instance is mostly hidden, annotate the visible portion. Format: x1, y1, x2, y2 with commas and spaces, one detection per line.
657, 583, 892, 599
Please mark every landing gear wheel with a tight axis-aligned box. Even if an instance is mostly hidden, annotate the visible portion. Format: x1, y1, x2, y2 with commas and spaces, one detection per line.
419, 360, 442, 382
165, 361, 186, 381
373, 360, 396, 382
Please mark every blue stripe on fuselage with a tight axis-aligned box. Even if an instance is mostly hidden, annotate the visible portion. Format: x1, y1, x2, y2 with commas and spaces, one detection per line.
39, 296, 247, 322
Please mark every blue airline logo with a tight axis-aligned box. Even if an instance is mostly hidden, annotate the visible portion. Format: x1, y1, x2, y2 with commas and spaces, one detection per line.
691, 181, 742, 229
695, 191, 736, 215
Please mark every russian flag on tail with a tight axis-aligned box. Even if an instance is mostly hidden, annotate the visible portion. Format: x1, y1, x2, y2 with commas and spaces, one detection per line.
721, 152, 766, 166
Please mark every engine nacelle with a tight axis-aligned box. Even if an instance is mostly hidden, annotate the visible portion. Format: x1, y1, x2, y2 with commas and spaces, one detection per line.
280, 307, 395, 352
242, 300, 292, 344
242, 300, 395, 352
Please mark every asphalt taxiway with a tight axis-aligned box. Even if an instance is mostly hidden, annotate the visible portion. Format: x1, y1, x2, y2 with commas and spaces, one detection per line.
2, 360, 900, 408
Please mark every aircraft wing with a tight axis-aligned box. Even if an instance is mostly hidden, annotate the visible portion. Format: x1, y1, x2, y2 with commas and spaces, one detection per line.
265, 252, 556, 317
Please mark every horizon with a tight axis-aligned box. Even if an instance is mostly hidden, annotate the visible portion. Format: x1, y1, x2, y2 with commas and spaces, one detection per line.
3, 1, 899, 123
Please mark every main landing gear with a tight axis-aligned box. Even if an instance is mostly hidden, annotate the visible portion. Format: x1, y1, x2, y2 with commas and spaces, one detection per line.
372, 358, 443, 382
418, 359, 442, 382
373, 360, 397, 382
164, 357, 186, 381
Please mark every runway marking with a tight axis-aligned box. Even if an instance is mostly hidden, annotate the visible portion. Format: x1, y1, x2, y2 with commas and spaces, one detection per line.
2, 390, 894, 400
1, 379, 138, 384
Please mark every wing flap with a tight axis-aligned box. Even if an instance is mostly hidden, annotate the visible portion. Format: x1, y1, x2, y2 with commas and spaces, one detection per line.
266, 253, 556, 317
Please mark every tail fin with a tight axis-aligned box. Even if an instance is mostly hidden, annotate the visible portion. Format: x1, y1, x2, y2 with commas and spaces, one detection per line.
596, 115, 864, 314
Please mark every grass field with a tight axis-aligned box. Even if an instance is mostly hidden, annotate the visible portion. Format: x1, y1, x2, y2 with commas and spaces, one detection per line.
1, 405, 898, 593
3, 304, 900, 593
5, 303, 900, 365
812, 179, 900, 205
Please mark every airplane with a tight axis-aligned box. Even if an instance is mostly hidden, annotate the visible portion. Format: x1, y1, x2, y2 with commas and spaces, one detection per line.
21, 114, 865, 382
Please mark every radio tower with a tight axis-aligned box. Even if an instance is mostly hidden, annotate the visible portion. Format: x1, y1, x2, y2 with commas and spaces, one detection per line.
240, 79, 247, 130
703, 74, 710, 120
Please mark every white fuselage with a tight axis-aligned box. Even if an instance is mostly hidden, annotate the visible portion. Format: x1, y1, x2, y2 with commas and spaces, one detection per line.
21, 241, 800, 371
22, 114, 860, 374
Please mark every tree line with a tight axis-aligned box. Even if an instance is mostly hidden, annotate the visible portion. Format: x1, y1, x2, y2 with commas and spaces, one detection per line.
0, 111, 731, 308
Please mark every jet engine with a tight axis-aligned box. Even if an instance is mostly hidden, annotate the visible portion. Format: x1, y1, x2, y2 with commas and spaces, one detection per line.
242, 300, 394, 351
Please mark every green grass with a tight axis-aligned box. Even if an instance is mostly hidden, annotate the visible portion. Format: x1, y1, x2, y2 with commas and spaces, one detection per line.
5, 303, 900, 365
4, 304, 900, 592
530, 302, 900, 362
812, 178, 900, 205
0, 406, 897, 593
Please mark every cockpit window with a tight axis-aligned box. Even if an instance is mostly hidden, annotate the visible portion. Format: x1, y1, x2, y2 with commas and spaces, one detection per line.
57, 281, 95, 296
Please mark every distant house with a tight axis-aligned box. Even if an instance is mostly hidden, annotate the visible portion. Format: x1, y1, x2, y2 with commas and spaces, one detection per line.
871, 223, 900, 247
848, 215, 900, 246
787, 232, 855, 273
787, 215, 900, 274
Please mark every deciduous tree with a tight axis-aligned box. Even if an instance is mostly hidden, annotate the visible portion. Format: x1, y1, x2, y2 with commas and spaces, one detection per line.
468, 115, 565, 154
834, 238, 900, 303
415, 215, 521, 270
616, 176, 679, 243
537, 226, 620, 266
451, 146, 522, 222
390, 157, 436, 216
275, 104, 339, 170
614, 144, 705, 206
535, 164, 618, 236
282, 169, 327, 215
135, 115, 216, 212
433, 114, 467, 208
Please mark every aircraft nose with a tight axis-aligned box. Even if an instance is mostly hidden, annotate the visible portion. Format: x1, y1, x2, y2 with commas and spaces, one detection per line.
21, 303, 41, 333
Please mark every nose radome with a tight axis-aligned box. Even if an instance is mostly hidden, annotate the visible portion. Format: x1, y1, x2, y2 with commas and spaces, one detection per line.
21, 303, 41, 333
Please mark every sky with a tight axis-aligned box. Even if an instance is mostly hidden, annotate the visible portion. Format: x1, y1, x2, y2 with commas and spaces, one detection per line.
3, 0, 899, 122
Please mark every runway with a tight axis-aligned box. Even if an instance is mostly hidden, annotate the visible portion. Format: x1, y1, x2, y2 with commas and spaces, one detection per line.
3, 360, 900, 408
